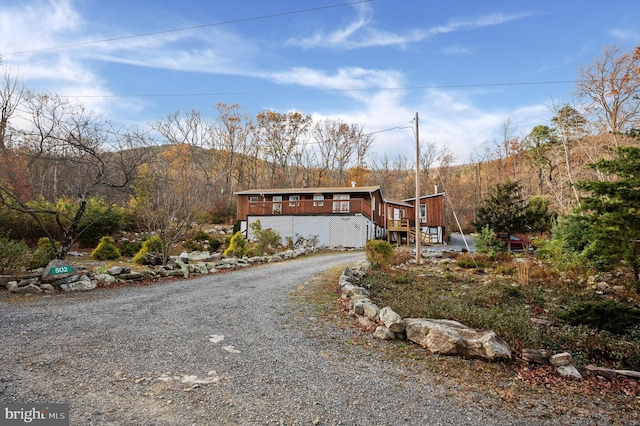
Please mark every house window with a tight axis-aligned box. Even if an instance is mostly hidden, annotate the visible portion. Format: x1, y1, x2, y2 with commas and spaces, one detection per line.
272, 196, 282, 214
289, 195, 300, 206
420, 204, 426, 223
333, 194, 350, 212
249, 196, 259, 203
313, 194, 324, 206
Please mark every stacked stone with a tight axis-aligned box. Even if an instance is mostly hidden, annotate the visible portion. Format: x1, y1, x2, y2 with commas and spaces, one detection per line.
338, 261, 512, 362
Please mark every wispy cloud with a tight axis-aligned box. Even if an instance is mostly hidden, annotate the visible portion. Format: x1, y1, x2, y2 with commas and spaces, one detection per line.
288, 5, 532, 50
610, 28, 640, 43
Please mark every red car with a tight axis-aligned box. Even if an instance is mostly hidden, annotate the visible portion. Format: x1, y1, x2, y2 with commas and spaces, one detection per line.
496, 233, 531, 251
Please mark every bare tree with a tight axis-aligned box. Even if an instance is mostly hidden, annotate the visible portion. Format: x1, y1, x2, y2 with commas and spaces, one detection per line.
575, 45, 640, 145
551, 103, 588, 210
256, 110, 312, 188
210, 103, 254, 206
419, 141, 437, 195
0, 66, 24, 153
0, 92, 150, 258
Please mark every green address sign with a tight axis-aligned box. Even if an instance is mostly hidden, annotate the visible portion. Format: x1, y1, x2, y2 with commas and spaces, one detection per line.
50, 265, 73, 275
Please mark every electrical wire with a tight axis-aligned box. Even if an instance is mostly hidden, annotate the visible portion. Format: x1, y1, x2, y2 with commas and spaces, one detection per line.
0, 0, 374, 57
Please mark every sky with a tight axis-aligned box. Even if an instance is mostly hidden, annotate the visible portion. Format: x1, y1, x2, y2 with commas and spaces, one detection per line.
1, 0, 639, 164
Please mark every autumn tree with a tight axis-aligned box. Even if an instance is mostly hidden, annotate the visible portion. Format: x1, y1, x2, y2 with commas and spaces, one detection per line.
210, 103, 254, 207
256, 110, 312, 188
131, 147, 207, 264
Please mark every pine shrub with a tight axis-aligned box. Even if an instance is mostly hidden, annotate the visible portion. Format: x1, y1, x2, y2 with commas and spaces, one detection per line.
91, 236, 121, 260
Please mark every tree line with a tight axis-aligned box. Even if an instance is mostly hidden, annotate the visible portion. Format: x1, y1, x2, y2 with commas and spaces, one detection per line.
0, 45, 638, 268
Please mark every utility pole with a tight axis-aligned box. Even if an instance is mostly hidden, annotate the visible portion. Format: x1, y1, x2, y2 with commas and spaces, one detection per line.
415, 112, 421, 265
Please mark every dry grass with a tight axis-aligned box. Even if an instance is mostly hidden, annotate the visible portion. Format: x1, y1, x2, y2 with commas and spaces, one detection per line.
293, 260, 640, 424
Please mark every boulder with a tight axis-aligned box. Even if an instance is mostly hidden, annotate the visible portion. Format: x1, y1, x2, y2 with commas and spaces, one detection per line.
17, 277, 39, 287
362, 302, 380, 321
6, 281, 18, 292
173, 260, 189, 278
557, 365, 582, 379
12, 283, 43, 294
404, 318, 512, 361
521, 349, 550, 365
107, 266, 124, 276
94, 274, 117, 285
550, 352, 573, 367
39, 283, 55, 293
60, 279, 96, 292
119, 272, 145, 281
40, 259, 75, 283
373, 326, 396, 340
356, 316, 378, 328
380, 307, 405, 333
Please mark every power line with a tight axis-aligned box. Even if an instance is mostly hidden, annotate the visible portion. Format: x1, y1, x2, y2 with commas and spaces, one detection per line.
60, 79, 577, 99
0, 0, 374, 57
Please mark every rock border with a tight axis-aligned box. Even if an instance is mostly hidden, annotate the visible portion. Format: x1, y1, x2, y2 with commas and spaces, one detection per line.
4, 247, 318, 294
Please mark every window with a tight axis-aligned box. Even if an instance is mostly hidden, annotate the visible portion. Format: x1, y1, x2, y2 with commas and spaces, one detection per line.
249, 196, 259, 203
289, 195, 300, 206
313, 194, 324, 207
420, 204, 426, 223
272, 196, 282, 214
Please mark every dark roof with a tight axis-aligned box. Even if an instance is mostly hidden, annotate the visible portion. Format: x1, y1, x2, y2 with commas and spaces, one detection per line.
234, 186, 381, 196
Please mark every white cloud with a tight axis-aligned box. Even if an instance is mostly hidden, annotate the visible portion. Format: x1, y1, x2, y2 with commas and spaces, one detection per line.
610, 28, 640, 43
288, 5, 532, 50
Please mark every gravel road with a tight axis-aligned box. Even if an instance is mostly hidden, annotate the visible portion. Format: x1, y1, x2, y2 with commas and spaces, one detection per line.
0, 252, 609, 425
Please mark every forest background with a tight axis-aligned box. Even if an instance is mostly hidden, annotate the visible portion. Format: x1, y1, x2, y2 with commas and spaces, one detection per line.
0, 45, 639, 261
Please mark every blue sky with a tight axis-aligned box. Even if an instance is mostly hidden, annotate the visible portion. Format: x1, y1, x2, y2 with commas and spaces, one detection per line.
1, 0, 639, 163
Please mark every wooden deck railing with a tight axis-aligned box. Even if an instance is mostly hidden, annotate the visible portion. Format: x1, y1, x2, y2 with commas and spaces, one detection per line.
247, 198, 372, 219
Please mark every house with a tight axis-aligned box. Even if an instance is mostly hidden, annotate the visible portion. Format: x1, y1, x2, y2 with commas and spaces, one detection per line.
234, 186, 446, 248
401, 193, 447, 244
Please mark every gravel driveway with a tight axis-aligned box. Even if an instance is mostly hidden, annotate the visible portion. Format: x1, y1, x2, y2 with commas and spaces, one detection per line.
0, 252, 605, 425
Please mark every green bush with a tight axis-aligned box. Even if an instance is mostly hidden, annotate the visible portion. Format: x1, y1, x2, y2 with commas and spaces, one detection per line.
474, 225, 505, 256
183, 230, 222, 252
76, 198, 124, 246
133, 235, 164, 264
0, 231, 30, 274
249, 220, 281, 255
557, 300, 640, 335
365, 240, 394, 269
91, 236, 121, 260
223, 231, 247, 258
118, 240, 142, 257
27, 238, 60, 269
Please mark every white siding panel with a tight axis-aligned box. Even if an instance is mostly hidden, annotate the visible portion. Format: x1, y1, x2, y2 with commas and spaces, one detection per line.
293, 216, 331, 246
248, 214, 374, 248
247, 216, 294, 245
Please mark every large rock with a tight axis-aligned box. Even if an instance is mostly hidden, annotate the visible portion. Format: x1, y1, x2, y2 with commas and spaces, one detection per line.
11, 283, 43, 294
379, 307, 405, 333
373, 325, 396, 340
404, 318, 512, 361
550, 352, 573, 367
94, 274, 117, 285
41, 259, 75, 283
557, 365, 582, 379
522, 349, 550, 365
60, 279, 96, 292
